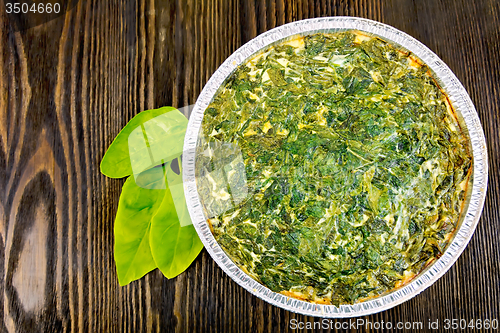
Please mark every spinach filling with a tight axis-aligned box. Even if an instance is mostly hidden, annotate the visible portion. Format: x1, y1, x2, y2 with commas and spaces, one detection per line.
195, 31, 472, 305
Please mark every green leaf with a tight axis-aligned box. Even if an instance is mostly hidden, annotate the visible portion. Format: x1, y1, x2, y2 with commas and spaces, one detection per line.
114, 166, 167, 286
268, 68, 288, 87
107, 106, 203, 286
100, 106, 188, 178
150, 158, 204, 278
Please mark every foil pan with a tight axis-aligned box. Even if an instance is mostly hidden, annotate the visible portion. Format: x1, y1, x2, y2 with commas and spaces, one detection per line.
182, 17, 488, 317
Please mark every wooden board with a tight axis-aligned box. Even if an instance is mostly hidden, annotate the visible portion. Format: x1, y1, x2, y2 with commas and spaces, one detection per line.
0, 0, 499, 331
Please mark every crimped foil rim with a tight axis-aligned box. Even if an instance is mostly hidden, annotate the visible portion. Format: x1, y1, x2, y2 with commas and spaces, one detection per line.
182, 17, 488, 318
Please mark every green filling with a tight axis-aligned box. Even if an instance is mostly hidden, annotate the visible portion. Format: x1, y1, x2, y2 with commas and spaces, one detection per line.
196, 31, 472, 305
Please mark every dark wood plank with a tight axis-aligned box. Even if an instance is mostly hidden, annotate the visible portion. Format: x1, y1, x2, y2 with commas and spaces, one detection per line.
0, 0, 498, 332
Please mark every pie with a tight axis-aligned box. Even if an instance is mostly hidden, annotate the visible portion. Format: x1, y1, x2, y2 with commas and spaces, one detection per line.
195, 31, 472, 305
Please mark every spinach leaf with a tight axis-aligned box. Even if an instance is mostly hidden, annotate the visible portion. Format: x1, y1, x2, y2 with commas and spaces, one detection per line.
113, 166, 166, 286
100, 106, 188, 178
150, 158, 204, 278
104, 106, 204, 286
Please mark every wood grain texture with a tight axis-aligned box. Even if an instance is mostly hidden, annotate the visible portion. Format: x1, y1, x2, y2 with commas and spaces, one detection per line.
0, 0, 498, 332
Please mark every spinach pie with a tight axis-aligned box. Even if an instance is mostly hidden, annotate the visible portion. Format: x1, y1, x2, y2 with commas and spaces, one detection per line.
195, 31, 472, 305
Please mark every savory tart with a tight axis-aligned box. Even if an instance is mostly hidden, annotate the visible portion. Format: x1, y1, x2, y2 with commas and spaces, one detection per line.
195, 31, 472, 305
